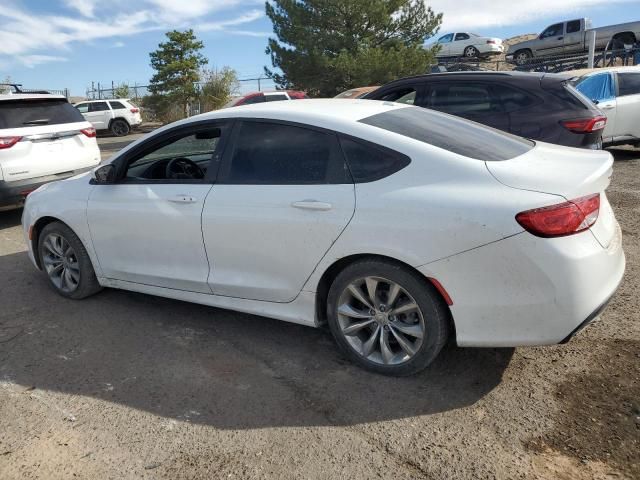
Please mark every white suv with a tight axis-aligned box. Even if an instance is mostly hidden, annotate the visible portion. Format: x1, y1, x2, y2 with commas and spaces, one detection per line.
0, 94, 101, 210
74, 99, 142, 137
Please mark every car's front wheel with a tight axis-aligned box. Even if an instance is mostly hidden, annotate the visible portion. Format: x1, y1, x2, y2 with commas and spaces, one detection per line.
38, 222, 102, 299
327, 259, 450, 376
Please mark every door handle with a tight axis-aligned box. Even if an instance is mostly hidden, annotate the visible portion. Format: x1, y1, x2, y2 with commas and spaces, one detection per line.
601, 104, 615, 110
291, 200, 333, 211
167, 194, 198, 204
558, 36, 564, 40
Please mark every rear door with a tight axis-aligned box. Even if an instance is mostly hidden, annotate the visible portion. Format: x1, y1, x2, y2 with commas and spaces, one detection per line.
615, 72, 640, 140
451, 33, 471, 56
0, 98, 99, 181
422, 80, 510, 132
86, 101, 111, 130
563, 19, 584, 53
202, 119, 355, 302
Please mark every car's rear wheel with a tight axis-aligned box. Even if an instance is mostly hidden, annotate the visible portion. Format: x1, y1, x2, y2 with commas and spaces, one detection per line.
464, 46, 479, 58
38, 222, 102, 299
110, 118, 130, 137
327, 259, 450, 376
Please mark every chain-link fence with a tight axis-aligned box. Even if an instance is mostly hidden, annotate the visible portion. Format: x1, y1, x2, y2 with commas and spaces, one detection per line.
0, 84, 69, 97
435, 47, 640, 74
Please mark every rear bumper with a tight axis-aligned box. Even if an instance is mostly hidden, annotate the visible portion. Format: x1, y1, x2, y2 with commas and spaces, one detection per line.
420, 224, 625, 347
0, 167, 94, 209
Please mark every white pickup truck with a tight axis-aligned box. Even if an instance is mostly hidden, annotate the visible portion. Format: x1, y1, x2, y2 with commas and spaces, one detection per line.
507, 18, 640, 65
74, 99, 142, 137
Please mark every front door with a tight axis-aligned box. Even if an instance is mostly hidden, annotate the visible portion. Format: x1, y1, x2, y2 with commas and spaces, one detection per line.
202, 120, 355, 302
536, 23, 565, 56
575, 73, 617, 141
87, 123, 228, 293
615, 72, 640, 140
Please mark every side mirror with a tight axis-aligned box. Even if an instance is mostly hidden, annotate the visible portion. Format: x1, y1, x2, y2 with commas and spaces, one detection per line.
91, 164, 117, 184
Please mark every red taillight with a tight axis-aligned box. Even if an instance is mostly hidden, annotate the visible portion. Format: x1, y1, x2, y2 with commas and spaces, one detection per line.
516, 193, 600, 238
130, 108, 139, 113
81, 127, 96, 138
561, 116, 606, 133
0, 136, 22, 149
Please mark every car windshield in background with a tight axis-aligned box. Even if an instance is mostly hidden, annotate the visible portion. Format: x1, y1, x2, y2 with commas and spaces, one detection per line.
359, 106, 534, 161
0, 99, 85, 129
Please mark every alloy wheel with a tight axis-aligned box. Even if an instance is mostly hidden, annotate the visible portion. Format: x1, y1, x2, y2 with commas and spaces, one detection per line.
336, 276, 426, 366
41, 233, 80, 293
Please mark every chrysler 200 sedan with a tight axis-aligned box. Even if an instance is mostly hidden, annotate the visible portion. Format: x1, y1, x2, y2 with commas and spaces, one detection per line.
21, 100, 625, 376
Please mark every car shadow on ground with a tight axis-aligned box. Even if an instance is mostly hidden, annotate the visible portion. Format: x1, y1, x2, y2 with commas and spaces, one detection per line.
608, 147, 640, 162
0, 208, 22, 229
0, 249, 514, 430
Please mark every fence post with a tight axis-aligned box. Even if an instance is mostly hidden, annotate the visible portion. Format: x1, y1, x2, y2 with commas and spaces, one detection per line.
587, 30, 596, 68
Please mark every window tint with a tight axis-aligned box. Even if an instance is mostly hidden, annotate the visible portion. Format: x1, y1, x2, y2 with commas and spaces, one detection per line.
226, 122, 347, 184
454, 33, 470, 41
541, 23, 562, 38
126, 129, 221, 180
438, 34, 453, 43
89, 102, 110, 112
427, 83, 499, 114
497, 85, 537, 111
566, 20, 581, 33
377, 87, 417, 105
339, 136, 410, 183
574, 74, 615, 102
360, 107, 534, 161
75, 103, 89, 113
265, 94, 288, 102
241, 94, 265, 105
0, 99, 85, 129
618, 73, 640, 97
109, 101, 127, 110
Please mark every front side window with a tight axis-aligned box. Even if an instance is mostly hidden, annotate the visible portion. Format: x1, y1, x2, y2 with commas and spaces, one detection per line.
224, 121, 348, 185
377, 87, 417, 105
125, 128, 221, 181
438, 34, 453, 43
339, 136, 410, 183
360, 106, 534, 161
540, 23, 562, 39
427, 83, 498, 115
454, 33, 470, 41
89, 102, 110, 112
574, 74, 615, 103
617, 73, 640, 97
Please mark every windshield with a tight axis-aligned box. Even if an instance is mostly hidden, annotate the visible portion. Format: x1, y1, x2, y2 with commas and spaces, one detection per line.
360, 106, 534, 161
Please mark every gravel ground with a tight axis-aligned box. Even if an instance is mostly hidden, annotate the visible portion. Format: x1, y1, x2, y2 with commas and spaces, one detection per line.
0, 143, 637, 479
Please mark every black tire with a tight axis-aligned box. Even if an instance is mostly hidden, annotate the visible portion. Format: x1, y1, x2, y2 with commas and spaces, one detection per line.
38, 222, 102, 300
514, 49, 532, 66
463, 46, 479, 58
327, 259, 451, 376
110, 118, 130, 137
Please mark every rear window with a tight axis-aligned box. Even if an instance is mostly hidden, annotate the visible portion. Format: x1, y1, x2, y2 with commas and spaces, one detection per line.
359, 106, 534, 161
109, 101, 127, 109
0, 99, 85, 129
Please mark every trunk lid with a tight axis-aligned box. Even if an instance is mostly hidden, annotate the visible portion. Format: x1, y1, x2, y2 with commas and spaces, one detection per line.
486, 142, 616, 247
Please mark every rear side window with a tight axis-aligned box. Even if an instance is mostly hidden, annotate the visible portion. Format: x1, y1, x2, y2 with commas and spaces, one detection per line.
618, 73, 640, 97
109, 101, 127, 109
265, 94, 288, 102
0, 99, 85, 129
566, 20, 581, 33
427, 83, 498, 114
241, 94, 265, 105
360, 106, 534, 161
497, 85, 538, 111
454, 33, 470, 41
224, 121, 348, 184
339, 136, 410, 183
89, 102, 110, 112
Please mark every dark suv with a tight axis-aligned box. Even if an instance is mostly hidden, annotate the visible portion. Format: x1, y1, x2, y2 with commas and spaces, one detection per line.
364, 71, 606, 149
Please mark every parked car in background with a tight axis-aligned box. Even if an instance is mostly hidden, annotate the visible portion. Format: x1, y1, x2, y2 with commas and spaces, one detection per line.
567, 66, 640, 147
506, 18, 640, 65
432, 32, 504, 58
74, 99, 142, 137
0, 94, 100, 210
22, 100, 624, 376
364, 71, 606, 149
334, 86, 379, 99
224, 90, 308, 107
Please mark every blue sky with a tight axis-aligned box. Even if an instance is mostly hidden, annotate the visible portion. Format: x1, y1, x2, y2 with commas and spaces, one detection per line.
1, 0, 639, 96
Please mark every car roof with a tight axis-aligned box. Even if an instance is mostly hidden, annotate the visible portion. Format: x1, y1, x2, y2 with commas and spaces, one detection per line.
79, 98, 130, 103
0, 93, 67, 102
379, 70, 554, 85
562, 66, 640, 78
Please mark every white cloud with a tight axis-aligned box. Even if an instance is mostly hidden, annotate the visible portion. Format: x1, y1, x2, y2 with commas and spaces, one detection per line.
112, 41, 126, 48
64, 0, 98, 18
429, 0, 635, 33
19, 55, 68, 68
198, 10, 264, 31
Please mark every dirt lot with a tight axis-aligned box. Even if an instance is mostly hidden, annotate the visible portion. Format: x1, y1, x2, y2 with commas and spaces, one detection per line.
0, 143, 638, 479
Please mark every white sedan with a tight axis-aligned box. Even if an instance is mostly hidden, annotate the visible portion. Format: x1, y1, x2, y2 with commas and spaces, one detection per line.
21, 100, 625, 376
433, 32, 504, 58
569, 66, 640, 147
